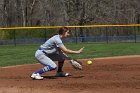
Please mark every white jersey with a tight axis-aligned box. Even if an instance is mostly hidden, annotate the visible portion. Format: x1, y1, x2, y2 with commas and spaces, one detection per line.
40, 35, 64, 54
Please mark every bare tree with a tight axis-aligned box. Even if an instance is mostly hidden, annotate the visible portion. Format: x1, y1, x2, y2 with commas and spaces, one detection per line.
0, 0, 140, 28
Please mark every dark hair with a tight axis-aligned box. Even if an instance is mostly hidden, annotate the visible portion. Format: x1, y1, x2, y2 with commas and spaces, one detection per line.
58, 27, 69, 35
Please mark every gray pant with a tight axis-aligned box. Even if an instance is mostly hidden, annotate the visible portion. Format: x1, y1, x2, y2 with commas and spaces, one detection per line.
35, 50, 65, 71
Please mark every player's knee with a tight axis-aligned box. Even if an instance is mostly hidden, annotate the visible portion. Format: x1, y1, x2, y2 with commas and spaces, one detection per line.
44, 65, 56, 71
52, 64, 57, 70
48, 65, 57, 71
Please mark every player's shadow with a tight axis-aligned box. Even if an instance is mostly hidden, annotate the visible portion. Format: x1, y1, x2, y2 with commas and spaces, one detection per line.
42, 75, 58, 79
42, 75, 84, 79
68, 75, 84, 78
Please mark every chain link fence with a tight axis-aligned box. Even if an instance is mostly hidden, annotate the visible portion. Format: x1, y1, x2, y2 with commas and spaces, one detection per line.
0, 26, 140, 46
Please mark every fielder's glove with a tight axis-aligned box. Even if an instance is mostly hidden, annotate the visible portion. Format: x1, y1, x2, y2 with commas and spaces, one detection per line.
69, 59, 82, 70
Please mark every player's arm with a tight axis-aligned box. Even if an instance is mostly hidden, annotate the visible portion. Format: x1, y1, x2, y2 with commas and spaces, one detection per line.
59, 45, 84, 54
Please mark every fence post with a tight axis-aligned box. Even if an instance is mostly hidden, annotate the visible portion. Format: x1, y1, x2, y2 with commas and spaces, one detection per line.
106, 27, 109, 44
13, 30, 16, 46
134, 26, 137, 43
44, 28, 47, 42
75, 27, 78, 44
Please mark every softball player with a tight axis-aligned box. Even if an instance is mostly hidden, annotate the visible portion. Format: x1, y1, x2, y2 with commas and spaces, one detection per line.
31, 27, 84, 80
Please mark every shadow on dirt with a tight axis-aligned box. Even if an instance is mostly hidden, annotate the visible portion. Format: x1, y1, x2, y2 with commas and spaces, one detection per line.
42, 76, 58, 79
42, 75, 84, 79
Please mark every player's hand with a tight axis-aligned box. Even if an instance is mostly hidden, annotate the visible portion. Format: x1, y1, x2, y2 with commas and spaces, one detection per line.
77, 47, 84, 53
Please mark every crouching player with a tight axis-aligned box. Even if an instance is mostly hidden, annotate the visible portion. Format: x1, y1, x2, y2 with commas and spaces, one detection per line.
31, 27, 84, 80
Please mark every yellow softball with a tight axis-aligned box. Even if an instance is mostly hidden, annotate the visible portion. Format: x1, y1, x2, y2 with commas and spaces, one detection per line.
87, 60, 92, 65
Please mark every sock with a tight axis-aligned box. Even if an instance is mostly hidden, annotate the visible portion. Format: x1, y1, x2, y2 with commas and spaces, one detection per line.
57, 61, 64, 72
35, 68, 45, 74
35, 65, 56, 74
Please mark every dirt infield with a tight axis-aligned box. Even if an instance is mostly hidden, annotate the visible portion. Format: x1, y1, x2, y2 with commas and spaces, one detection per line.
0, 55, 140, 93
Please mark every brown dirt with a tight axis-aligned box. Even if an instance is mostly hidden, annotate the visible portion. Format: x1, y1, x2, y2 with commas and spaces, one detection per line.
0, 55, 140, 93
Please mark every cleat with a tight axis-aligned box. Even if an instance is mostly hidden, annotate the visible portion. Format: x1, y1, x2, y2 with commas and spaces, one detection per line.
55, 72, 70, 77
31, 73, 43, 80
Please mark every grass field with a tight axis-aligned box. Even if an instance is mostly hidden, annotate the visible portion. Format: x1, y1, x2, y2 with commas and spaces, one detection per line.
0, 42, 140, 67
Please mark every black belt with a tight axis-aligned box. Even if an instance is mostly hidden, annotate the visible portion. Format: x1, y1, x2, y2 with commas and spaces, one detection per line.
38, 48, 47, 55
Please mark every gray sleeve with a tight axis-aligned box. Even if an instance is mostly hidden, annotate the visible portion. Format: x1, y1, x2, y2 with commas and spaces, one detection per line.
55, 38, 64, 48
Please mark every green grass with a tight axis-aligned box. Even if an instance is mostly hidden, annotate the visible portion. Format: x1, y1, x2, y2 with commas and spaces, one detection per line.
0, 45, 38, 67
0, 43, 140, 67
66, 42, 140, 58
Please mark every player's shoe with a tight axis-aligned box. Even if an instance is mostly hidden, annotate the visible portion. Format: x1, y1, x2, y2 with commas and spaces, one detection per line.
55, 71, 70, 77
31, 73, 43, 80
